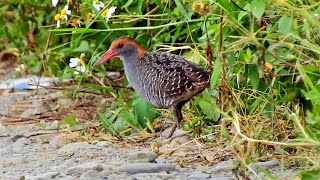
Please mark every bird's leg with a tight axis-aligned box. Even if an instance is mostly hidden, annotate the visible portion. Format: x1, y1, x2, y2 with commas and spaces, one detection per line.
166, 104, 183, 138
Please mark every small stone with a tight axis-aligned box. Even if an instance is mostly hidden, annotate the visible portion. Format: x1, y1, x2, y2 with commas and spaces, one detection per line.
127, 150, 157, 163
208, 176, 238, 180
187, 172, 211, 180
161, 128, 186, 138
133, 172, 174, 180
0, 126, 10, 137
31, 172, 59, 179
248, 159, 280, 172
54, 175, 76, 180
96, 141, 112, 147
13, 137, 31, 147
0, 137, 13, 149
117, 163, 177, 174
66, 162, 103, 175
155, 157, 167, 164
79, 170, 101, 180
48, 135, 66, 149
46, 120, 60, 130
100, 169, 113, 177
58, 142, 99, 156
212, 159, 238, 174
10, 134, 24, 142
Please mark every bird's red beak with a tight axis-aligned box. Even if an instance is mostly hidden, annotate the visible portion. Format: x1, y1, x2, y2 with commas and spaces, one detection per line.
94, 49, 117, 66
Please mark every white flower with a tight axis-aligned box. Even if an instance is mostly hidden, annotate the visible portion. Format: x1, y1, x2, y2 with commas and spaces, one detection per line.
52, 0, 59, 7
93, 0, 105, 11
104, 6, 117, 21
69, 57, 80, 68
61, 5, 71, 21
74, 64, 86, 74
69, 57, 86, 74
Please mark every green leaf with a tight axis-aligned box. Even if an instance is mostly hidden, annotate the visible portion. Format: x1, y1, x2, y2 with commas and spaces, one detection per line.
210, 57, 221, 89
251, 0, 265, 19
174, 0, 191, 20
278, 16, 293, 34
300, 167, 320, 179
304, 89, 320, 100
249, 65, 260, 89
63, 114, 76, 126
199, 99, 216, 120
132, 94, 159, 127
98, 112, 118, 135
73, 40, 90, 52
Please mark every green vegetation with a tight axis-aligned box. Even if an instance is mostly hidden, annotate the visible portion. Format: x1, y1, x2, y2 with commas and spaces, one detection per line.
1, 0, 320, 178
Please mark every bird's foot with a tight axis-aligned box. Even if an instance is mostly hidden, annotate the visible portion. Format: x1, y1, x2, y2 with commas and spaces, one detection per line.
166, 122, 178, 139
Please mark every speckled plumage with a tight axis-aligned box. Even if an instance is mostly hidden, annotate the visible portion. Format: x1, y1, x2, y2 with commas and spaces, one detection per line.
95, 36, 211, 138
131, 52, 210, 108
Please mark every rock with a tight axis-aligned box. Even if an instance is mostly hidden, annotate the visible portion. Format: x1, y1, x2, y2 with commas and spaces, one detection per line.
127, 150, 157, 163
3, 154, 28, 165
46, 120, 60, 130
0, 126, 10, 137
13, 137, 31, 146
0, 137, 13, 148
54, 175, 76, 180
100, 169, 113, 177
51, 159, 77, 172
79, 170, 101, 180
155, 157, 167, 164
132, 172, 175, 180
10, 134, 24, 142
211, 159, 238, 174
66, 162, 103, 176
164, 128, 186, 138
96, 141, 113, 147
0, 146, 14, 156
248, 159, 280, 172
117, 163, 177, 174
58, 142, 100, 156
26, 171, 59, 180
187, 172, 212, 180
208, 176, 238, 180
48, 135, 66, 149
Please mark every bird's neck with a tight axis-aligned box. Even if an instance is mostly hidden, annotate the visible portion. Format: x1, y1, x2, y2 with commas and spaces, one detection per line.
122, 51, 145, 92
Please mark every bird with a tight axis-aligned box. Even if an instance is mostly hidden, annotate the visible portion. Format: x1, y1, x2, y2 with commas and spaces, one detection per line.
94, 36, 210, 138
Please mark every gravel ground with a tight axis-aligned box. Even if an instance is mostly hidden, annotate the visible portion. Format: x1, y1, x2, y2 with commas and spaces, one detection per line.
0, 121, 297, 180
0, 72, 298, 180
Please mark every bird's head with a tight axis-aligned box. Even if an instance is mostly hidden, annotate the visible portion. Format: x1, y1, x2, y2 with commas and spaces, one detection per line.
94, 36, 145, 66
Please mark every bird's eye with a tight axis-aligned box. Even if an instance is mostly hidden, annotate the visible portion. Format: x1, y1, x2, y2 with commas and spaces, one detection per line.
117, 43, 124, 49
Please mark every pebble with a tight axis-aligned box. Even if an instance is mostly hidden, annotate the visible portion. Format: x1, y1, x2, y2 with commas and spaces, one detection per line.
248, 159, 280, 172
25, 171, 59, 180
58, 142, 99, 156
211, 159, 238, 174
132, 172, 174, 180
117, 163, 177, 174
127, 150, 158, 163
155, 157, 167, 164
96, 141, 113, 147
10, 134, 24, 142
65, 162, 103, 175
187, 172, 211, 180
48, 135, 66, 149
79, 170, 101, 180
0, 125, 10, 137
45, 120, 60, 130
13, 137, 31, 147
100, 169, 113, 176
0, 137, 13, 148
54, 175, 76, 180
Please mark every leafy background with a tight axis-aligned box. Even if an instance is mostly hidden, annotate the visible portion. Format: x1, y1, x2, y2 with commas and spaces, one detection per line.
1, 0, 320, 178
